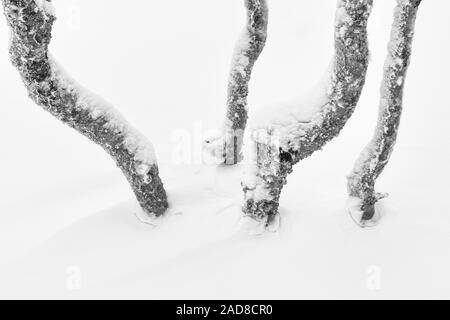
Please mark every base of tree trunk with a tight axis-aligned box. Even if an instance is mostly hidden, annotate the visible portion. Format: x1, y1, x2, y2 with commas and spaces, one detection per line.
242, 137, 295, 223
346, 196, 383, 228
238, 213, 281, 235
203, 128, 244, 165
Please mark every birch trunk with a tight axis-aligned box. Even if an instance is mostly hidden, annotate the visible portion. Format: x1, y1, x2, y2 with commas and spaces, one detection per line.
347, 0, 422, 227
242, 0, 373, 226
2, 0, 168, 217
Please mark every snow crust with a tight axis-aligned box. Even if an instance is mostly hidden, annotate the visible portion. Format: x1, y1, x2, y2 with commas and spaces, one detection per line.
2, 160, 450, 299
48, 58, 157, 175
247, 65, 332, 131
231, 30, 252, 81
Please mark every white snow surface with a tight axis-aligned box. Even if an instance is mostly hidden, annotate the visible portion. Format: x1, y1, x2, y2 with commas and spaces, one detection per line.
35, 0, 56, 16
0, 0, 449, 299
247, 66, 331, 130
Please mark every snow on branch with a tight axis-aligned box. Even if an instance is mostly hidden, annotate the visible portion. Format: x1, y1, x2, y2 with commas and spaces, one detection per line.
2, 0, 168, 217
241, 0, 373, 226
204, 0, 268, 165
347, 0, 422, 227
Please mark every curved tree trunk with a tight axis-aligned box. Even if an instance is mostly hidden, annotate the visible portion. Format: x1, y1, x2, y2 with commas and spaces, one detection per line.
347, 0, 422, 227
242, 0, 373, 226
204, 0, 268, 165
2, 0, 168, 217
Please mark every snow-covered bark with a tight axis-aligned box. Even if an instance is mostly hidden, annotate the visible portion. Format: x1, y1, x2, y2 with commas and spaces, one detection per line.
204, 0, 268, 165
347, 0, 421, 227
2, 0, 168, 217
242, 0, 373, 226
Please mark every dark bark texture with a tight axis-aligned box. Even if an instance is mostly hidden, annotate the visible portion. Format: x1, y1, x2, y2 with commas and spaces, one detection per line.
242, 0, 373, 224
347, 0, 421, 225
2, 0, 168, 216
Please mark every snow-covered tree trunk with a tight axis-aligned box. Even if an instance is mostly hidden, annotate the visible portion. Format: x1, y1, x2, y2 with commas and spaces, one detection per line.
2, 0, 168, 217
242, 0, 373, 226
204, 0, 268, 165
347, 0, 422, 227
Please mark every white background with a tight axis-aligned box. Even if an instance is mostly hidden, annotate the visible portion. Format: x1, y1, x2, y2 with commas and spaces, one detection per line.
0, 0, 449, 299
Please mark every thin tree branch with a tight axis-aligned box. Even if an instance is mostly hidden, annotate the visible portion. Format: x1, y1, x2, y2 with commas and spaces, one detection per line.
347, 0, 422, 227
204, 0, 268, 165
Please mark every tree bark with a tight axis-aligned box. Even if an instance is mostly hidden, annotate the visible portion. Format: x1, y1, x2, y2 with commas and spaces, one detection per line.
347, 0, 421, 227
204, 0, 268, 165
242, 0, 373, 225
2, 0, 168, 217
